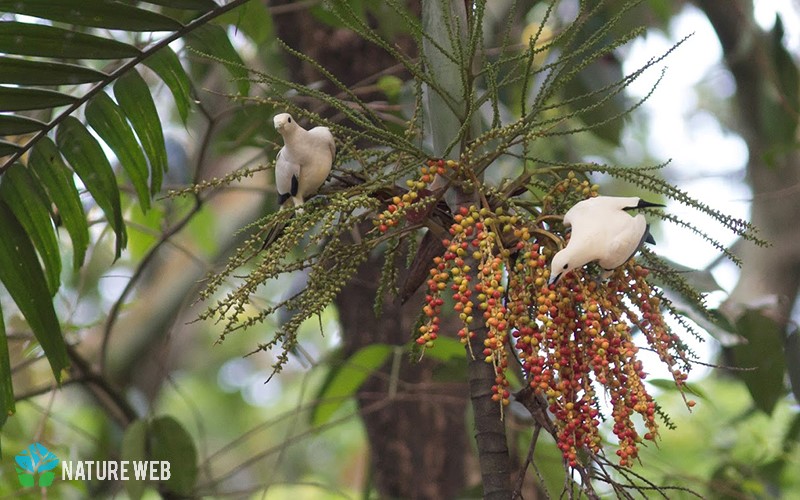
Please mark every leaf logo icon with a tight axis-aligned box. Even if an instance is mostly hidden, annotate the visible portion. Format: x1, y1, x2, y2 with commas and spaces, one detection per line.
15, 443, 59, 488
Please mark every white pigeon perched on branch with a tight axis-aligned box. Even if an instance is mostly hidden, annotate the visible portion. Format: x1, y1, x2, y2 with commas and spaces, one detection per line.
548, 196, 664, 285
273, 112, 335, 207
262, 113, 335, 248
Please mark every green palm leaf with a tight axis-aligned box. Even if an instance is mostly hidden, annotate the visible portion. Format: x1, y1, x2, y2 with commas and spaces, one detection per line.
0, 0, 253, 400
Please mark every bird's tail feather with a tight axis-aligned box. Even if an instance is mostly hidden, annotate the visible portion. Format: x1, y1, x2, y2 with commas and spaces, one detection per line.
644, 224, 656, 245
261, 216, 292, 251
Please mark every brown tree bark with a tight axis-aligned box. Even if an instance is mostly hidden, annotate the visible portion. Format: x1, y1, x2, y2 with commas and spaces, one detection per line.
337, 247, 472, 498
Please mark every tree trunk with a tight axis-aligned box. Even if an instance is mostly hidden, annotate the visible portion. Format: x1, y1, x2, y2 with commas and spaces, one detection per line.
271, 3, 475, 497
337, 248, 472, 499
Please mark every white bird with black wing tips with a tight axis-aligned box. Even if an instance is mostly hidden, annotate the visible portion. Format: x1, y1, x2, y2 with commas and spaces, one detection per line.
548, 196, 664, 285
263, 113, 335, 248
273, 112, 335, 207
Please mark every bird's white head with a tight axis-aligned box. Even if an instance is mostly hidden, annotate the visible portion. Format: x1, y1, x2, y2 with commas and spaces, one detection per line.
548, 248, 575, 285
273, 113, 297, 135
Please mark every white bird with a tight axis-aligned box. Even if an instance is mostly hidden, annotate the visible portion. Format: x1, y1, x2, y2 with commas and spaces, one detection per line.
273, 113, 335, 207
548, 196, 664, 285
263, 113, 335, 248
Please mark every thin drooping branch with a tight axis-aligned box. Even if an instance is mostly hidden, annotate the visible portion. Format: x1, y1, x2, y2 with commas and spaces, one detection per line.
66, 345, 138, 428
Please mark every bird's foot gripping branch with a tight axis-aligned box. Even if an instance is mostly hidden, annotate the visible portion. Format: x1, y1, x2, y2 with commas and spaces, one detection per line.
387, 165, 695, 468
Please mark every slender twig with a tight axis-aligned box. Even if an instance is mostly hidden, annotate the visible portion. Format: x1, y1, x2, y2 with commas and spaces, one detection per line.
34, 385, 58, 443
197, 397, 395, 491
512, 425, 541, 499
99, 93, 222, 373
66, 344, 138, 427
98, 197, 201, 375
13, 377, 85, 401
126, 220, 210, 270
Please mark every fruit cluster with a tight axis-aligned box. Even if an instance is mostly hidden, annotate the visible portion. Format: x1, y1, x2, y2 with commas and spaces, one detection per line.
380, 165, 692, 467
524, 268, 668, 467
419, 205, 522, 406
374, 159, 452, 233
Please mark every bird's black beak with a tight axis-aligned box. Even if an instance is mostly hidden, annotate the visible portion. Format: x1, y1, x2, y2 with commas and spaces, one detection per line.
623, 199, 666, 211
635, 199, 665, 209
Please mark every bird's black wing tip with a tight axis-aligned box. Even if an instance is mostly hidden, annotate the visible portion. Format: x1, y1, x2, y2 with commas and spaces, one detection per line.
290, 175, 299, 197
644, 223, 656, 245
278, 192, 290, 206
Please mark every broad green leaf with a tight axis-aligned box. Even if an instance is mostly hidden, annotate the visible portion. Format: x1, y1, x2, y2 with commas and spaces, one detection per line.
0, 140, 21, 157
732, 309, 786, 415
149, 416, 198, 496
114, 71, 167, 195
29, 138, 89, 270
0, 305, 15, 445
420, 337, 468, 362
772, 16, 800, 115
0, 21, 141, 59
0, 56, 106, 85
121, 420, 148, 500
783, 413, 800, 453
418, 337, 472, 384
759, 413, 800, 482
418, 337, 468, 383
0, 199, 67, 382
785, 327, 800, 404
86, 93, 151, 212
0, 165, 61, 294
311, 344, 393, 427
144, 48, 192, 124
0, 86, 77, 112
761, 15, 800, 166
57, 117, 127, 259
187, 24, 249, 96
0, 115, 47, 135
217, 0, 273, 45
0, 0, 182, 32
137, 0, 218, 11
